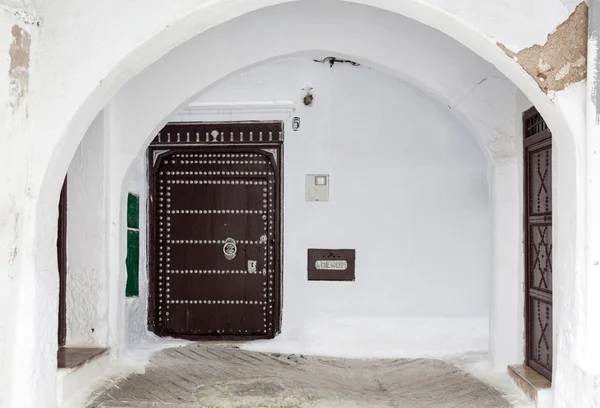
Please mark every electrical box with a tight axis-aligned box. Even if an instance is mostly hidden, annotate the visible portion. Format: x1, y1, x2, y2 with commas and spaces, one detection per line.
305, 174, 329, 201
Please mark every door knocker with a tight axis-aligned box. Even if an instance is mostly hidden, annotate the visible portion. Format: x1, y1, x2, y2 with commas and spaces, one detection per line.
223, 238, 237, 260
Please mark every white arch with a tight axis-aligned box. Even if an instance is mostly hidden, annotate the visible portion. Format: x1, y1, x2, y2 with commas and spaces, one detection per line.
14, 1, 583, 407
31, 0, 575, 197
104, 0, 512, 368
114, 4, 520, 162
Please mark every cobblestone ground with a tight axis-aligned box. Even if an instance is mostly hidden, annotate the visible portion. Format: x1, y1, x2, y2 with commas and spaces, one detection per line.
87, 343, 517, 408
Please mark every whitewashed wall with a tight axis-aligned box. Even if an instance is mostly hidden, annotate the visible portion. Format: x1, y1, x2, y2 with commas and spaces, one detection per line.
125, 57, 491, 350
66, 112, 109, 346
108, 1, 520, 368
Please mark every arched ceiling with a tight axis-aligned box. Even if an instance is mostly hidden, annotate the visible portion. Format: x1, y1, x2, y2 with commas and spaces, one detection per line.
111, 0, 523, 168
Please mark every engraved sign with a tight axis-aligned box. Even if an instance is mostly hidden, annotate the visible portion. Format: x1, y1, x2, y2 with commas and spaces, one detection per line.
308, 249, 355, 281
315, 260, 348, 270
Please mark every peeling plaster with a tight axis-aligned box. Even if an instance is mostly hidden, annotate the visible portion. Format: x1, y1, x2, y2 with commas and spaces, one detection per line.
498, 2, 588, 93
588, 0, 600, 121
8, 24, 30, 110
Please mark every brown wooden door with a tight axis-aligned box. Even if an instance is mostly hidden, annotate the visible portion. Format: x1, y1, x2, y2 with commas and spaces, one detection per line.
58, 178, 67, 346
524, 107, 553, 380
150, 144, 281, 339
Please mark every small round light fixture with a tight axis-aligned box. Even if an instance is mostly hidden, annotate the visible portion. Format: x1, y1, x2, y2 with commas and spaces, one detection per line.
302, 84, 314, 106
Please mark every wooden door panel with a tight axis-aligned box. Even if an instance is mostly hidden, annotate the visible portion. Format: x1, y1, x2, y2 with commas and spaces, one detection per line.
164, 303, 266, 335
166, 231, 266, 276
528, 297, 553, 378
167, 183, 266, 214
169, 213, 266, 241
168, 274, 266, 301
167, 238, 267, 271
527, 146, 552, 216
524, 107, 553, 381
528, 224, 552, 293
150, 133, 281, 339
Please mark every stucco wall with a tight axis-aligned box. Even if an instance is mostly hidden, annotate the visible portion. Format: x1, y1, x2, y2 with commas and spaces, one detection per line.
0, 10, 34, 408
106, 0, 523, 370
108, 1, 520, 162
26, 0, 584, 210
66, 112, 109, 346
123, 57, 491, 350
0, 7, 42, 408
218, 57, 489, 321
488, 90, 531, 372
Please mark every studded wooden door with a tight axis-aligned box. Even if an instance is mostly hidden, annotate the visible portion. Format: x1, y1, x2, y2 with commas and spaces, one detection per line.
523, 107, 553, 380
149, 122, 282, 339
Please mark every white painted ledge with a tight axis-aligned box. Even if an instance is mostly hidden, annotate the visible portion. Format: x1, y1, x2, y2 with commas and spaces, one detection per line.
172, 101, 297, 123
56, 352, 110, 408
537, 388, 554, 408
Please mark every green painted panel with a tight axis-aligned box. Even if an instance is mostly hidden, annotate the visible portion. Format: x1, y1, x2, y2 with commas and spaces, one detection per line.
127, 193, 140, 229
126, 230, 140, 297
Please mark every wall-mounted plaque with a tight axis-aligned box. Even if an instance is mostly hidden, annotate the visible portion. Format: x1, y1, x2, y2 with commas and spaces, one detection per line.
308, 249, 355, 281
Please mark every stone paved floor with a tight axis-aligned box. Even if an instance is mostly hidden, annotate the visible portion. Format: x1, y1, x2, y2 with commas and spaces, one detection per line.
86, 343, 518, 408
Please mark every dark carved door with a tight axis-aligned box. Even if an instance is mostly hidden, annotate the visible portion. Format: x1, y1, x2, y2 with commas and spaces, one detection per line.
524, 107, 553, 380
58, 178, 67, 347
149, 122, 282, 339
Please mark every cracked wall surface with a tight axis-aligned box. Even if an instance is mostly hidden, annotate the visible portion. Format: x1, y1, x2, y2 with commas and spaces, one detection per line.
499, 1, 588, 93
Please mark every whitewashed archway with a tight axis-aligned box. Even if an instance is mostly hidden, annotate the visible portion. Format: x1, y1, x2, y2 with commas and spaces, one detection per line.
13, 1, 584, 407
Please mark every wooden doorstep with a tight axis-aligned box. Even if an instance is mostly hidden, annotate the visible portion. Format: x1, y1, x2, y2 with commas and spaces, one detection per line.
508, 364, 551, 402
57, 347, 109, 369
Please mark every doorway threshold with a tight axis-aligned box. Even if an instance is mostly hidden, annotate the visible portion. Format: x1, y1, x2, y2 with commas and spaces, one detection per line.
508, 365, 552, 407
57, 347, 109, 370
